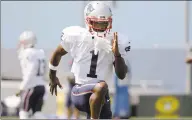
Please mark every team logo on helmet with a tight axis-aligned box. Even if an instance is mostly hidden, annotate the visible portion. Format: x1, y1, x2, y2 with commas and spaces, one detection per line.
86, 4, 95, 16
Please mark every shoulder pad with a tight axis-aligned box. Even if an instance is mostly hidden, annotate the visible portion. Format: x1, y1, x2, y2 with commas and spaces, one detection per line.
21, 49, 34, 61
61, 26, 87, 44
39, 49, 45, 54
118, 33, 129, 44
62, 26, 86, 36
26, 48, 46, 60
37, 49, 46, 58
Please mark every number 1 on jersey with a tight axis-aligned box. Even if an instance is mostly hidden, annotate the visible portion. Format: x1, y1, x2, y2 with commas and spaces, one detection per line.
87, 50, 99, 78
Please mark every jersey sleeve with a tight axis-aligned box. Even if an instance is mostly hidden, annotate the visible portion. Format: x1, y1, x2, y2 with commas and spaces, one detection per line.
119, 36, 131, 60
60, 28, 79, 53
60, 31, 72, 52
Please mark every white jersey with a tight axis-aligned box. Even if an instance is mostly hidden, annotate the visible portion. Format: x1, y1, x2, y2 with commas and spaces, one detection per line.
18, 48, 46, 90
60, 26, 131, 84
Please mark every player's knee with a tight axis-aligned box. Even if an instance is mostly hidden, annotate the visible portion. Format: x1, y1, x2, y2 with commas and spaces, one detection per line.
94, 82, 108, 95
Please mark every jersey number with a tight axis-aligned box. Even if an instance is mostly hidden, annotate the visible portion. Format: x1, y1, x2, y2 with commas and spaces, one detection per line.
37, 59, 46, 76
87, 50, 99, 78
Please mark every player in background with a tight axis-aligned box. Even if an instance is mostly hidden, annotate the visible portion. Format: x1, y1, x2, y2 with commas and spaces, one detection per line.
112, 59, 131, 119
65, 59, 79, 119
49, 1, 130, 119
16, 31, 47, 119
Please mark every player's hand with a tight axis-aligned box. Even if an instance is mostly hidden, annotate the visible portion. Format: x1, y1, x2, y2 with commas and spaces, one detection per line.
94, 36, 112, 55
112, 32, 121, 56
49, 76, 63, 96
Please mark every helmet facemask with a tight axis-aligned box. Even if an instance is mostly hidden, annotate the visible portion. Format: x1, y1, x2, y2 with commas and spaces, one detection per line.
84, 2, 113, 37
18, 39, 35, 49
86, 17, 112, 37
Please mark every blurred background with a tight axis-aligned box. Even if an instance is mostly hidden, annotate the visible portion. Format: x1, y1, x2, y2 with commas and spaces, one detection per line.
1, 1, 192, 119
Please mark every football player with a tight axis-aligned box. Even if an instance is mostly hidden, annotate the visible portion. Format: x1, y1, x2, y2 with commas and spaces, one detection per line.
65, 59, 79, 119
16, 31, 46, 119
49, 1, 131, 119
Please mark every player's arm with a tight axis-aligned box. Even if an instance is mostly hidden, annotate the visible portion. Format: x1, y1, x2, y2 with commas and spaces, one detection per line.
49, 30, 74, 95
113, 54, 128, 80
49, 44, 67, 95
112, 32, 128, 80
49, 44, 67, 80
49, 30, 70, 80
113, 33, 131, 80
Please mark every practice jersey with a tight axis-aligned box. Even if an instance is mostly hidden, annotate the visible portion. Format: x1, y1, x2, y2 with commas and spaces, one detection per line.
18, 48, 46, 90
60, 26, 131, 84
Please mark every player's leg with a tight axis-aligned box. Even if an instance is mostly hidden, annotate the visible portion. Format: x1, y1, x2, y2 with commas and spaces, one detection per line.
71, 79, 109, 119
99, 90, 112, 119
89, 81, 108, 119
73, 106, 80, 119
31, 85, 46, 119
65, 82, 73, 119
66, 73, 80, 119
19, 88, 34, 119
